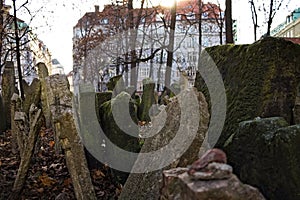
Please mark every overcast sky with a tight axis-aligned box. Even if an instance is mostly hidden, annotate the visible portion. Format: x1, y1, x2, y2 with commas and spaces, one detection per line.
10, 0, 300, 73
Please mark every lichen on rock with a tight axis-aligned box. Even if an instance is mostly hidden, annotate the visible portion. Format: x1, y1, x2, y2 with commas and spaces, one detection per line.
195, 37, 300, 147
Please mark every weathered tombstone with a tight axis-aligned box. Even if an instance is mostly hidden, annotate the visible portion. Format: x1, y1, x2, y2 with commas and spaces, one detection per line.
22, 78, 41, 115
44, 74, 96, 200
0, 94, 6, 132
9, 104, 43, 199
95, 91, 112, 122
293, 84, 300, 124
119, 88, 209, 199
99, 91, 140, 184
2, 61, 15, 129
107, 75, 125, 96
138, 78, 157, 122
224, 117, 300, 200
195, 37, 300, 146
10, 93, 21, 154
37, 62, 51, 128
79, 87, 110, 169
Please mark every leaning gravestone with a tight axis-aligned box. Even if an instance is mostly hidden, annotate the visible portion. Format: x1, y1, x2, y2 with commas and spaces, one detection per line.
119, 88, 209, 200
1, 61, 15, 129
44, 74, 96, 200
37, 62, 51, 128
22, 78, 41, 115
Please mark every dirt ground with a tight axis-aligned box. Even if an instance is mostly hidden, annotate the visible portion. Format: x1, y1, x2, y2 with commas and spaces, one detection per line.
0, 128, 121, 200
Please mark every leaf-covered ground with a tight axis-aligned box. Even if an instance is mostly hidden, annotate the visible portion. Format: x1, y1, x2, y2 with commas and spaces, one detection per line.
0, 128, 121, 199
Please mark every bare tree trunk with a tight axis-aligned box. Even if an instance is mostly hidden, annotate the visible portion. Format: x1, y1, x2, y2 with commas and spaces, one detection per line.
12, 0, 24, 100
165, 2, 177, 88
128, 0, 137, 89
250, 0, 258, 41
157, 49, 164, 92
225, 0, 234, 44
197, 0, 202, 70
266, 0, 274, 36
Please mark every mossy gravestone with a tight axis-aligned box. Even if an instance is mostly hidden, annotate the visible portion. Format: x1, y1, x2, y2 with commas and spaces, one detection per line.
95, 91, 112, 123
99, 91, 140, 184
38, 62, 50, 128
107, 75, 125, 96
195, 37, 300, 147
138, 78, 157, 122
22, 78, 41, 115
120, 89, 210, 200
2, 61, 15, 129
0, 94, 5, 132
224, 117, 300, 200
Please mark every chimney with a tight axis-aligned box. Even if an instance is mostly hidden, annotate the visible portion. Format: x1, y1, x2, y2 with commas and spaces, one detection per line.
95, 5, 99, 12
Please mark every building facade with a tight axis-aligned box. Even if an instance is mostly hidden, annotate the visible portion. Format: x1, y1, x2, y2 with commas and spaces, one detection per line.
72, 0, 225, 93
0, 5, 52, 86
271, 8, 300, 38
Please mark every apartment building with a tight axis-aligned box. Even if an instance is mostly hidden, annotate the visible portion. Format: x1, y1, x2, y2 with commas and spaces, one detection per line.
72, 0, 225, 93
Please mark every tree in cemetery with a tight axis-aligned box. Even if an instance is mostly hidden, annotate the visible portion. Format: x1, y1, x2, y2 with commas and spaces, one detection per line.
0, 0, 46, 99
249, 0, 259, 41
249, 0, 287, 38
207, 1, 225, 45
225, 0, 233, 43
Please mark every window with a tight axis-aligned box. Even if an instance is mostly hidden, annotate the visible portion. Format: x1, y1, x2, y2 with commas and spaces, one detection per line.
139, 67, 150, 78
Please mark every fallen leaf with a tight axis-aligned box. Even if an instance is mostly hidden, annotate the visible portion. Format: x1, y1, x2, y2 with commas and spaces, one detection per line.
49, 141, 55, 148
94, 170, 105, 177
63, 178, 72, 186
39, 173, 56, 186
37, 188, 44, 193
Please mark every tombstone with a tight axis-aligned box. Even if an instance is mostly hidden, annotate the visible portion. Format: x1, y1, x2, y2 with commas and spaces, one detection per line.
37, 62, 51, 128
292, 84, 300, 124
45, 74, 96, 200
1, 61, 15, 129
22, 78, 41, 115
0, 94, 5, 132
138, 78, 157, 122
107, 75, 125, 96
119, 88, 210, 199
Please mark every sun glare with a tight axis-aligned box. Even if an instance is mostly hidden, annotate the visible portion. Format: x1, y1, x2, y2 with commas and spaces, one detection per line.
149, 0, 179, 8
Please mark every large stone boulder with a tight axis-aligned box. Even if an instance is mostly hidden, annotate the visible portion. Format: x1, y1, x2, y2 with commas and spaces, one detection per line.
195, 37, 300, 146
224, 117, 300, 200
119, 88, 209, 200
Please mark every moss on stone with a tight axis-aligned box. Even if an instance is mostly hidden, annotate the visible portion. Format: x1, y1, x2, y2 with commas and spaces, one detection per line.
224, 117, 300, 200
95, 92, 112, 123
139, 79, 157, 122
99, 91, 140, 183
107, 75, 125, 96
23, 78, 41, 115
195, 37, 300, 146
0, 94, 5, 132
